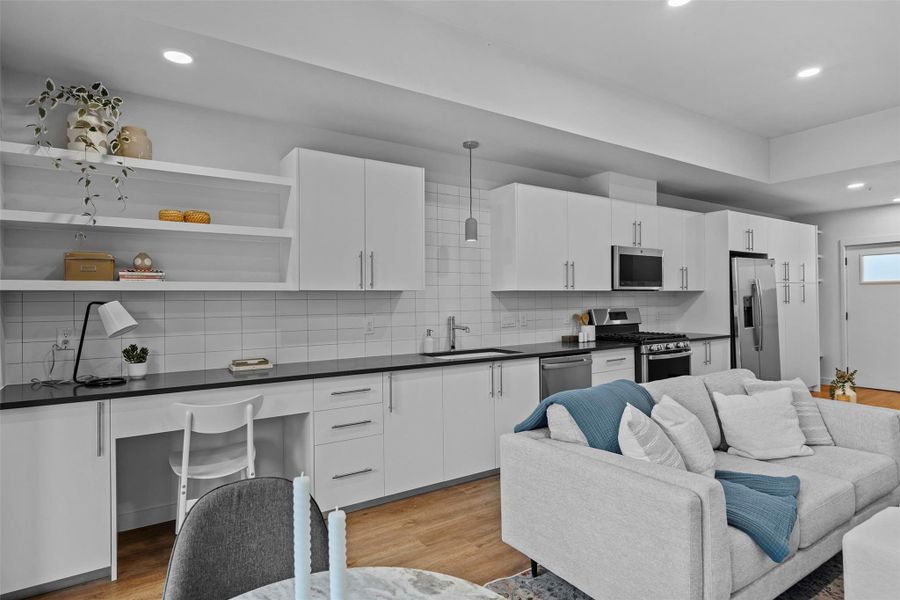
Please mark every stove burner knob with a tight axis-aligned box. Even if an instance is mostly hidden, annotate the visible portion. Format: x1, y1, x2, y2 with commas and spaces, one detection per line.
649, 344, 660, 352
676, 342, 686, 349
665, 343, 675, 350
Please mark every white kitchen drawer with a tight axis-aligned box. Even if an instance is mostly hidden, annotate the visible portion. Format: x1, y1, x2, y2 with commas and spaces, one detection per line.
314, 403, 383, 446
314, 435, 384, 509
313, 374, 383, 411
592, 367, 635, 386
591, 349, 635, 374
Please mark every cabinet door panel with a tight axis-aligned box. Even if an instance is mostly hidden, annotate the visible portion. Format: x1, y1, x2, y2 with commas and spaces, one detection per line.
516, 185, 568, 290
684, 213, 705, 291
610, 200, 636, 247
567, 192, 611, 290
708, 339, 731, 373
365, 160, 424, 290
383, 369, 444, 495
299, 150, 365, 290
1, 402, 111, 594
691, 342, 711, 376
493, 359, 539, 467
442, 363, 495, 480
658, 207, 685, 290
635, 204, 660, 249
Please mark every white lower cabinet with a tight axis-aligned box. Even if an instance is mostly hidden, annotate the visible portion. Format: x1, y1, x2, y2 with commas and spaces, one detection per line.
314, 435, 384, 510
691, 338, 731, 376
1, 401, 111, 595
492, 359, 540, 467
383, 369, 444, 496
778, 282, 820, 386
442, 363, 497, 480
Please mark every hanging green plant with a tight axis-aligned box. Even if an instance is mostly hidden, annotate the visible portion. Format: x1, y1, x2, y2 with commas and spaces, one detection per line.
26, 78, 135, 229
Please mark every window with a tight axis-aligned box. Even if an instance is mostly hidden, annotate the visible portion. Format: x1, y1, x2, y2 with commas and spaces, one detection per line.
861, 252, 900, 283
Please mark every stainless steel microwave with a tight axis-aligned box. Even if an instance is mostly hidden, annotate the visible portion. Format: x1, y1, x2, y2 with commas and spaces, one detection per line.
612, 246, 664, 290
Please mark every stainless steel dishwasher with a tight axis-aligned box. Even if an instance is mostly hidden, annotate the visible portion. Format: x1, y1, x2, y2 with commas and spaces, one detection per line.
540, 354, 593, 400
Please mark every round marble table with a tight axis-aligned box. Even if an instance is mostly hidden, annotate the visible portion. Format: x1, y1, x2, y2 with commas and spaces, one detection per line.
232, 566, 503, 599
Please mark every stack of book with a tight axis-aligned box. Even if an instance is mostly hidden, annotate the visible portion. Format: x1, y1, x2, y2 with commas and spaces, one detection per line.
118, 270, 166, 281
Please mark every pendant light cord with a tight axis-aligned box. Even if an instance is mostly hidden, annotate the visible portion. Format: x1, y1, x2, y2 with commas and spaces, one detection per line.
468, 145, 473, 218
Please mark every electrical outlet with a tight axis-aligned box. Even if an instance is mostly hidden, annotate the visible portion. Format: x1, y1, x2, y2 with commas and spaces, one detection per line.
519, 313, 528, 328
501, 314, 517, 329
56, 327, 72, 349
364, 317, 375, 335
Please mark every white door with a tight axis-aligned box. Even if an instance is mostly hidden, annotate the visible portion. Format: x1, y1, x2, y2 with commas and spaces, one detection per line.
658, 207, 685, 290
442, 363, 495, 479
707, 338, 731, 373
635, 203, 660, 248
691, 341, 712, 375
610, 200, 637, 247
1, 402, 111, 595
492, 359, 540, 467
365, 160, 425, 290
516, 185, 569, 290
299, 150, 366, 290
567, 192, 611, 290
846, 245, 900, 390
383, 369, 444, 496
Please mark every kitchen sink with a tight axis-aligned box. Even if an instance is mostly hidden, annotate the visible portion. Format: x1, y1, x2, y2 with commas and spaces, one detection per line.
424, 348, 522, 360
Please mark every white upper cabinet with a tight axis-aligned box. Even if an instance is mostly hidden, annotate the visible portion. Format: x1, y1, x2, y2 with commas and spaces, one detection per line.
658, 207, 705, 291
769, 220, 817, 283
292, 148, 424, 290
365, 159, 425, 290
611, 200, 659, 248
491, 184, 612, 291
726, 211, 769, 253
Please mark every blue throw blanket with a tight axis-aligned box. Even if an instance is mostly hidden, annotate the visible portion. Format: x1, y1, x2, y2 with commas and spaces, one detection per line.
514, 380, 800, 563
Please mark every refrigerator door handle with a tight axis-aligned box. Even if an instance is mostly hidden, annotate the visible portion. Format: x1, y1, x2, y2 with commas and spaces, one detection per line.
752, 278, 764, 351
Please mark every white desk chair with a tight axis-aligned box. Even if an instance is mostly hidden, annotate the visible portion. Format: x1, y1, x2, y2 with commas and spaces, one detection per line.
169, 395, 263, 531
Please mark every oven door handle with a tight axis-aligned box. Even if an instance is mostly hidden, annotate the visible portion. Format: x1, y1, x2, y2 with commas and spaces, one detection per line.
647, 350, 693, 360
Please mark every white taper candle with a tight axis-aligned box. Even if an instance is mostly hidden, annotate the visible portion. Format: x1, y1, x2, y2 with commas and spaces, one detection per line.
293, 474, 311, 600
328, 507, 347, 600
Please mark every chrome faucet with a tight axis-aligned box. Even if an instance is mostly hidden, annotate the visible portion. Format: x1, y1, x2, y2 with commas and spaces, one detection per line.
448, 316, 470, 351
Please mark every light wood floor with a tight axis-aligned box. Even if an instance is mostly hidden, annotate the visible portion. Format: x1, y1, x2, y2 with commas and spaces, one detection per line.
35, 387, 899, 600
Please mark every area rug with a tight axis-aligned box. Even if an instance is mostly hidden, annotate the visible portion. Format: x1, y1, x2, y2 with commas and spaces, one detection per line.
485, 553, 844, 600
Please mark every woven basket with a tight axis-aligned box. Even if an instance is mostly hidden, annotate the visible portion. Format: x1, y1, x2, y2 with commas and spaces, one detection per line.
159, 209, 184, 222
184, 210, 211, 224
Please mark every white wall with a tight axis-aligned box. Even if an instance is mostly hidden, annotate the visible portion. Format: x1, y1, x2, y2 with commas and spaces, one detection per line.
797, 204, 900, 382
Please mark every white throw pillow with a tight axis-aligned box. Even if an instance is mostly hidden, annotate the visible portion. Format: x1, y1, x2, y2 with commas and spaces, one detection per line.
651, 395, 717, 477
618, 404, 686, 470
547, 404, 588, 446
743, 379, 834, 446
712, 388, 814, 460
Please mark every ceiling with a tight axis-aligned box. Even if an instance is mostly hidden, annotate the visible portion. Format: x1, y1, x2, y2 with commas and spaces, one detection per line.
395, 1, 900, 138
0, 1, 897, 218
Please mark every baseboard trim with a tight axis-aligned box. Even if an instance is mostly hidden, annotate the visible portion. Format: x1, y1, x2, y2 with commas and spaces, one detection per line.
1, 567, 109, 600
341, 469, 500, 513
118, 502, 176, 532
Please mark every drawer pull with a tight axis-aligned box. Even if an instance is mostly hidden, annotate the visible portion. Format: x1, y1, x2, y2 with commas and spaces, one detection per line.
330, 387, 372, 396
606, 357, 628, 363
331, 419, 373, 430
332, 467, 374, 480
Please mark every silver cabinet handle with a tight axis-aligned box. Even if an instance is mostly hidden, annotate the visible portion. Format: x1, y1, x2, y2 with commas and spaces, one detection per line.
369, 251, 374, 288
97, 401, 103, 457
489, 364, 495, 398
745, 229, 752, 250
632, 221, 637, 246
801, 284, 806, 303
680, 267, 685, 290
648, 350, 692, 360
359, 251, 364, 289
498, 362, 503, 397
706, 341, 711, 365
606, 357, 628, 363
801, 263, 806, 282
564, 261, 569, 289
783, 262, 789, 281
685, 266, 689, 290
750, 229, 755, 250
332, 420, 373, 429
570, 261, 575, 288
331, 387, 372, 396
332, 468, 373, 480
387, 373, 393, 413
638, 221, 643, 247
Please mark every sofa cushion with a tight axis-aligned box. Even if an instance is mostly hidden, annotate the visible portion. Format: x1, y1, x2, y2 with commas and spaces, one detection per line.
702, 369, 757, 396
619, 404, 687, 470
547, 404, 589, 446
712, 389, 813, 460
729, 525, 800, 592
769, 446, 900, 512
715, 452, 855, 548
652, 395, 716, 476
641, 375, 721, 447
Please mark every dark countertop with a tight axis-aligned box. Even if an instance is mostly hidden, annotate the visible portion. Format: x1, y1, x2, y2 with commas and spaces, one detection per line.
679, 332, 732, 341
0, 340, 634, 410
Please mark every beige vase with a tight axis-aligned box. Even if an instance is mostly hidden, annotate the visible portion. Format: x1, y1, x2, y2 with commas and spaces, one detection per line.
115, 126, 152, 159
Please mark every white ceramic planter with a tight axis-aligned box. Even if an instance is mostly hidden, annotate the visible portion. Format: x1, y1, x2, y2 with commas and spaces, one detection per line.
126, 361, 148, 380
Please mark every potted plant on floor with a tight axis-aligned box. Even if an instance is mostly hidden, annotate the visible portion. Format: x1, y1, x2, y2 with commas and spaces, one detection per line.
829, 367, 858, 403
123, 344, 150, 380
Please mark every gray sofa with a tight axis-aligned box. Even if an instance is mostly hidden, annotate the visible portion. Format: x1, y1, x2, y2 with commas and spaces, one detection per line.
500, 369, 900, 600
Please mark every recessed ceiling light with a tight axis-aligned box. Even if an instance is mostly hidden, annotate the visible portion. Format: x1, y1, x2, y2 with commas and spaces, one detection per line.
796, 66, 822, 79
163, 50, 193, 65
668, 0, 692, 6
893, 198, 900, 203
847, 182, 866, 190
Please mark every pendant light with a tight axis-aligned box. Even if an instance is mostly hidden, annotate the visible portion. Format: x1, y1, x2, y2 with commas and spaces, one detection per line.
463, 140, 479, 242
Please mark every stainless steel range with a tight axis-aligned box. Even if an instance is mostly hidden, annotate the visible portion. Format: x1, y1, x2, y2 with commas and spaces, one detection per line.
588, 307, 692, 383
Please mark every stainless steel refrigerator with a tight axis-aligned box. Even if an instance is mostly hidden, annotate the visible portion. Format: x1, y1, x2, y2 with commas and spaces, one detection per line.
731, 257, 781, 380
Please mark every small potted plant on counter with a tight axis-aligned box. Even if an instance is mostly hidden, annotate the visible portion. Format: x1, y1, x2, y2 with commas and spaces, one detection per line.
829, 367, 858, 403
123, 344, 150, 380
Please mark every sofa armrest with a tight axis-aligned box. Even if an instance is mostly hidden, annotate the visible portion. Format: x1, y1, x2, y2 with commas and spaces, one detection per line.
815, 399, 900, 477
500, 431, 730, 600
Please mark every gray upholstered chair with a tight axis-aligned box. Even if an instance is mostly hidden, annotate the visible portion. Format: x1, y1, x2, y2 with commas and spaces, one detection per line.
162, 477, 329, 600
